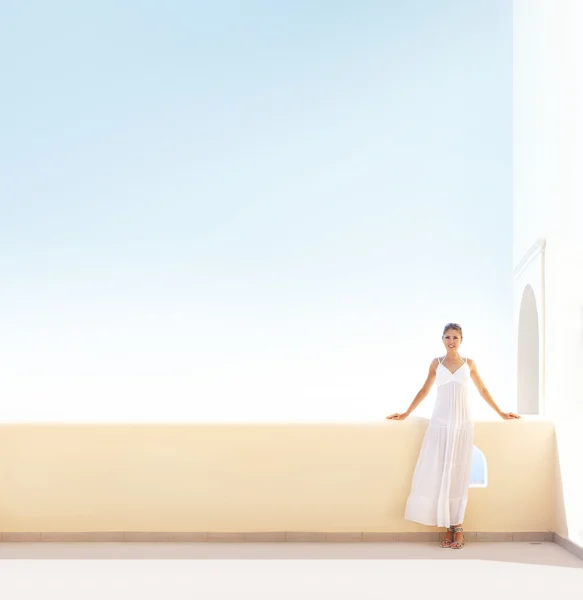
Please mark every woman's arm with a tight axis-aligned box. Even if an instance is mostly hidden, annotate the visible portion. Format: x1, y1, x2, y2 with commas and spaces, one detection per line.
468, 359, 520, 419
386, 358, 438, 419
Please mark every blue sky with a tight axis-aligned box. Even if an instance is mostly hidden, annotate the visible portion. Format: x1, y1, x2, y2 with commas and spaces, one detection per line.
0, 1, 513, 421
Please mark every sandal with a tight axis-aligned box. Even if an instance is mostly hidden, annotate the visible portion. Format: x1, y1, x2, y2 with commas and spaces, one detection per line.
440, 526, 454, 548
450, 526, 465, 549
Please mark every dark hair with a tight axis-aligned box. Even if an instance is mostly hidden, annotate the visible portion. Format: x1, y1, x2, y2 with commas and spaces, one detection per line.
443, 323, 463, 339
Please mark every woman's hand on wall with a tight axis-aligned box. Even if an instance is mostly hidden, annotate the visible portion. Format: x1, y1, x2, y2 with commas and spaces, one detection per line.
386, 412, 410, 420
499, 412, 521, 419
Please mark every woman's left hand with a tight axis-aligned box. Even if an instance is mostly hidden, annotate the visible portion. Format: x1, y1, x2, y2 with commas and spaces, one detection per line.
500, 412, 521, 420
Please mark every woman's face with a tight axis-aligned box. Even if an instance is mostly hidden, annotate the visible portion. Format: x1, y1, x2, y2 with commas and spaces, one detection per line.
442, 329, 462, 352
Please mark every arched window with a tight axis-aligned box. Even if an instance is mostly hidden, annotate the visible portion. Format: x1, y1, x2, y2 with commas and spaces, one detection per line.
469, 445, 487, 488
517, 284, 540, 414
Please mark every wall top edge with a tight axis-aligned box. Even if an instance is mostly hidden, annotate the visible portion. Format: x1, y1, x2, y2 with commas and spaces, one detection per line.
0, 417, 556, 428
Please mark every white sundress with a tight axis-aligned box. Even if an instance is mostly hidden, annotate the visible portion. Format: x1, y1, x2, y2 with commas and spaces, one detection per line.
404, 356, 474, 528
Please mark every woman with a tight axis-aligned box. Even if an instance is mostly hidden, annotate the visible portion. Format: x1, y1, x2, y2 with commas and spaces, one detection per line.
386, 323, 520, 549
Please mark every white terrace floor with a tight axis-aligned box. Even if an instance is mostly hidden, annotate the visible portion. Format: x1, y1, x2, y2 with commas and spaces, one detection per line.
1, 541, 582, 599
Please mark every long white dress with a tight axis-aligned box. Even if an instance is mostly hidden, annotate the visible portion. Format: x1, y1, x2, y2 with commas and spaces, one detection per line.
404, 356, 474, 528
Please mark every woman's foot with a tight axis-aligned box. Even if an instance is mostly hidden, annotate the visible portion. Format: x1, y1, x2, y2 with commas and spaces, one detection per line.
451, 526, 464, 549
440, 527, 454, 548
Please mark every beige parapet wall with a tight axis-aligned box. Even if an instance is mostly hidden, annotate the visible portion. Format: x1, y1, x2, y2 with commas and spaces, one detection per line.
0, 419, 555, 533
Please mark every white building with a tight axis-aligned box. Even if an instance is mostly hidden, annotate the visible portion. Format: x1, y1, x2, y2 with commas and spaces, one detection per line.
513, 0, 583, 546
